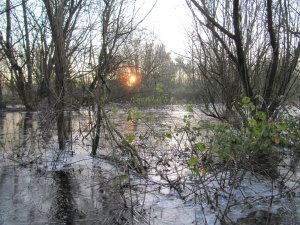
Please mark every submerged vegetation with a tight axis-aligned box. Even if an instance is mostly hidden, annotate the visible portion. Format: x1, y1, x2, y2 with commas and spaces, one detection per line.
182, 101, 300, 223
0, 0, 300, 224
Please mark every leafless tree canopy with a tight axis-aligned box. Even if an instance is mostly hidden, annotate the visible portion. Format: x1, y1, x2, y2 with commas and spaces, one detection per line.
187, 0, 300, 119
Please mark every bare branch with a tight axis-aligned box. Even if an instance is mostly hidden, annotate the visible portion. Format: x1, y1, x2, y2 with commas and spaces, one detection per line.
189, 0, 236, 39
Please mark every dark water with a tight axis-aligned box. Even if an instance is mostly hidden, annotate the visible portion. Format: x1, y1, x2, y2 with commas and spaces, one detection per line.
0, 106, 300, 225
0, 164, 134, 224
0, 106, 193, 225
0, 109, 138, 225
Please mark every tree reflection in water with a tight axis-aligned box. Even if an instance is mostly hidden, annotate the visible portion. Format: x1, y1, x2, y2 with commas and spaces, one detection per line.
50, 170, 76, 224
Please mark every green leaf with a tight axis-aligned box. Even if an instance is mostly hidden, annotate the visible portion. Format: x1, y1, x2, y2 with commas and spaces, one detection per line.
119, 175, 127, 182
254, 125, 264, 137
134, 110, 142, 120
242, 97, 251, 104
155, 84, 165, 93
125, 133, 135, 143
256, 111, 267, 121
219, 151, 226, 159
165, 133, 172, 139
250, 104, 256, 111
127, 110, 132, 121
191, 168, 200, 174
187, 104, 193, 113
100, 95, 107, 103
147, 115, 156, 122
276, 123, 287, 131
249, 118, 257, 127
112, 107, 118, 117
188, 156, 199, 168
196, 143, 206, 152
210, 123, 217, 130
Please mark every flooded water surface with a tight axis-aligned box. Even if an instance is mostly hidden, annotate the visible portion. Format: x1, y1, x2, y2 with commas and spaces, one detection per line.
0, 106, 198, 225
0, 106, 300, 225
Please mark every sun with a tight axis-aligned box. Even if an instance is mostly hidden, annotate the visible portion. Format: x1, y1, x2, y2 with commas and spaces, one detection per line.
129, 75, 136, 84
123, 67, 139, 87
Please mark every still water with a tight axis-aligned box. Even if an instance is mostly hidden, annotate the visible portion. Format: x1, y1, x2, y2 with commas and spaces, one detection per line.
0, 106, 204, 225
0, 109, 134, 224
0, 106, 299, 225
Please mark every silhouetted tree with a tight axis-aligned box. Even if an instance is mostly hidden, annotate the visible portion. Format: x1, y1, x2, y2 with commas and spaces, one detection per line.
187, 0, 300, 120
0, 0, 33, 110
43, 0, 85, 150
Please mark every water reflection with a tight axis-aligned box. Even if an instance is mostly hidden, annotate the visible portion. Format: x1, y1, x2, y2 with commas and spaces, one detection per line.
12, 168, 19, 221
23, 112, 33, 135
65, 111, 72, 137
0, 106, 214, 225
0, 113, 5, 151
50, 170, 76, 224
0, 113, 5, 133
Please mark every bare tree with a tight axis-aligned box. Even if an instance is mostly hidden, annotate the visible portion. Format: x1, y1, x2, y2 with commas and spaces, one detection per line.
1, 1, 51, 108
123, 34, 176, 94
0, 0, 33, 110
89, 0, 145, 156
43, 0, 84, 150
22, 0, 33, 99
141, 43, 175, 90
187, 0, 300, 120
33, 12, 55, 105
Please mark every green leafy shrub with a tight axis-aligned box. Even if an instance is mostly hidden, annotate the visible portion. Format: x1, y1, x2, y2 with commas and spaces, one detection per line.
186, 98, 300, 178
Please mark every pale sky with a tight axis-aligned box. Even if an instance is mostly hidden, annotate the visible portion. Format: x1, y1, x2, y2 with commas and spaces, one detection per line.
141, 0, 192, 56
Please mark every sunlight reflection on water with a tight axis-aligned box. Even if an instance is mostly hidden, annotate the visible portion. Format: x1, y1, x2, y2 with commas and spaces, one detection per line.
0, 105, 201, 225
0, 105, 299, 225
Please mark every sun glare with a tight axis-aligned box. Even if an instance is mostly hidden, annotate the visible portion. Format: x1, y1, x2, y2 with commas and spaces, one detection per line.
124, 67, 139, 87
129, 75, 136, 84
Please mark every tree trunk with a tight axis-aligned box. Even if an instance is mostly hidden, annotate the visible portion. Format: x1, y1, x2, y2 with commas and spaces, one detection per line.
233, 0, 253, 99
1, 0, 32, 110
22, 0, 33, 101
263, 0, 279, 113
91, 105, 101, 156
0, 73, 6, 109
43, 0, 67, 150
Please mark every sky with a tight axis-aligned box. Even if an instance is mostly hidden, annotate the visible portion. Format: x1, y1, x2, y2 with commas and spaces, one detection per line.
141, 0, 192, 56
